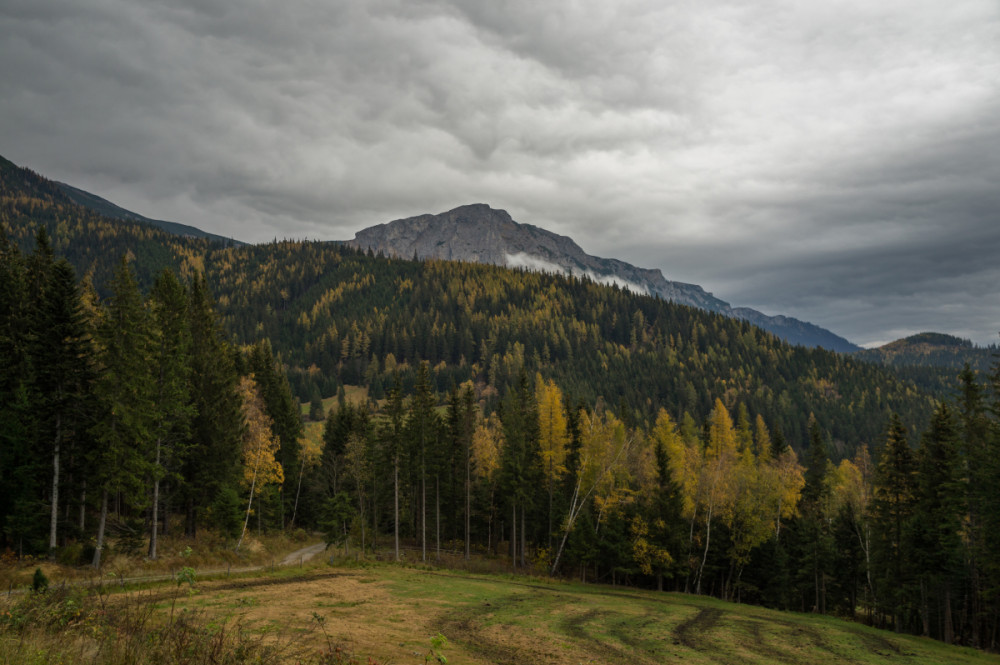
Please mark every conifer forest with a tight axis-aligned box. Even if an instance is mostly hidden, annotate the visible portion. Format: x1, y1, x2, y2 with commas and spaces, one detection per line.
2, 157, 1000, 651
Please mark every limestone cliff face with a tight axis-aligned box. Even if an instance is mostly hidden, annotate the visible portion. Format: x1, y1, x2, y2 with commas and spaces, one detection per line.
349, 203, 859, 352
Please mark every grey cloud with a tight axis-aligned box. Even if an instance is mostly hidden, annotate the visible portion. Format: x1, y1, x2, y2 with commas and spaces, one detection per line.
1, 0, 998, 344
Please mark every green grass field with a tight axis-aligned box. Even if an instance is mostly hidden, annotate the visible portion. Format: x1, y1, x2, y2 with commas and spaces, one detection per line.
5, 557, 999, 664
142, 561, 1000, 664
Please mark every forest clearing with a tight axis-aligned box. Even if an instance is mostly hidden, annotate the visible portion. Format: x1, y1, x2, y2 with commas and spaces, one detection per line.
4, 558, 999, 665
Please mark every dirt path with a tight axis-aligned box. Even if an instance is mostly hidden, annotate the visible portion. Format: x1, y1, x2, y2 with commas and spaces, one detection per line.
3, 541, 329, 597
280, 541, 327, 566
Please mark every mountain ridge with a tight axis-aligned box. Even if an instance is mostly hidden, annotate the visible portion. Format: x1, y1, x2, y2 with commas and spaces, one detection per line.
855, 332, 997, 371
0, 153, 240, 246
53, 180, 242, 246
350, 203, 861, 352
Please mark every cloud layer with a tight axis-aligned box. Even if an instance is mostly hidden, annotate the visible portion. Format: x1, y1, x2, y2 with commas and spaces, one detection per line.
2, 0, 998, 345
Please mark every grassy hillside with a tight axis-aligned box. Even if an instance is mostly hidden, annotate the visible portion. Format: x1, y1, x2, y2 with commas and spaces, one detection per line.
5, 561, 996, 664
152, 563, 1000, 664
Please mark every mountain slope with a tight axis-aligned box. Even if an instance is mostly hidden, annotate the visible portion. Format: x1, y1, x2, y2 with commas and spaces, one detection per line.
54, 180, 242, 246
349, 204, 860, 352
0, 153, 239, 245
1, 158, 933, 451
857, 332, 997, 370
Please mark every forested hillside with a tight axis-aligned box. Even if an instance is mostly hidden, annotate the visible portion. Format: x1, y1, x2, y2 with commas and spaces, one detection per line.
855, 333, 998, 396
4, 156, 1000, 651
2, 156, 935, 453
0, 229, 304, 567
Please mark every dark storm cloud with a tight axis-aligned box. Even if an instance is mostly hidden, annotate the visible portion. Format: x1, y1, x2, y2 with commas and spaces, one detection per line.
1, 0, 998, 344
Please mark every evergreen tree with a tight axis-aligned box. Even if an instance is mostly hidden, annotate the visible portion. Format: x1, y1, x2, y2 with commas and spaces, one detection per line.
146, 269, 192, 559
871, 413, 916, 631
382, 373, 405, 561
33, 259, 94, 554
406, 362, 438, 562
910, 403, 964, 641
0, 230, 39, 554
644, 436, 686, 590
795, 418, 833, 613
182, 275, 243, 537
90, 256, 153, 568
498, 370, 542, 568
445, 383, 476, 559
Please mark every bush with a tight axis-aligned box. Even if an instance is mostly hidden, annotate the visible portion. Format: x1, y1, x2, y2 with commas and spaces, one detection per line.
31, 568, 49, 594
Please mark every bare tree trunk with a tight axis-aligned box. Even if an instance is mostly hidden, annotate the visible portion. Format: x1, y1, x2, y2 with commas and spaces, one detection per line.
394, 455, 400, 561
235, 460, 260, 553
920, 579, 930, 636
487, 491, 494, 554
49, 414, 62, 554
465, 444, 471, 561
79, 479, 86, 533
421, 460, 427, 562
161, 484, 168, 536
290, 460, 305, 527
550, 478, 582, 576
149, 436, 162, 559
696, 502, 714, 595
92, 489, 109, 569
814, 551, 820, 613
685, 509, 698, 593
435, 475, 441, 560
548, 458, 554, 548
521, 503, 526, 568
550, 433, 634, 577
944, 584, 954, 644
511, 501, 517, 569
358, 487, 366, 558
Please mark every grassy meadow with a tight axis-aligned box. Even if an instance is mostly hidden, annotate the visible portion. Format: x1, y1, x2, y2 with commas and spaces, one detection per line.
4, 555, 998, 665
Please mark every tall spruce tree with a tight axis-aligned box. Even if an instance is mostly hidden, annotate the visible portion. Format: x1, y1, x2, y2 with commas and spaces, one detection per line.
0, 230, 39, 554
33, 259, 93, 554
796, 418, 833, 614
406, 362, 438, 562
871, 413, 916, 631
499, 370, 542, 568
90, 256, 153, 568
383, 373, 405, 561
146, 269, 192, 559
182, 274, 243, 537
911, 403, 964, 641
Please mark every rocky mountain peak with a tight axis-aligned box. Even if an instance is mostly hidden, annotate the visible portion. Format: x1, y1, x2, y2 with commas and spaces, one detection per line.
348, 204, 860, 352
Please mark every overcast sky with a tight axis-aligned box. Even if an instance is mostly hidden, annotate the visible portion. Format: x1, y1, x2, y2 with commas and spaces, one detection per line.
2, 0, 999, 347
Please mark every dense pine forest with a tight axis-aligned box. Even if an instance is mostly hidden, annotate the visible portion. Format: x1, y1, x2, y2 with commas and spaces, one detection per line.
1, 156, 939, 450
854, 332, 999, 398
3, 156, 1000, 650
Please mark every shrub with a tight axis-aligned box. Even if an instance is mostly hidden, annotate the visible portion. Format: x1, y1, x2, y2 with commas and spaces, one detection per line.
31, 567, 48, 594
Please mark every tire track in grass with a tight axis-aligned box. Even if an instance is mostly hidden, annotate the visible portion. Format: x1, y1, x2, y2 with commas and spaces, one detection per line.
730, 617, 805, 664
560, 608, 660, 665
768, 617, 861, 664
673, 606, 723, 649
670, 606, 756, 665
605, 611, 671, 664
438, 593, 573, 665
